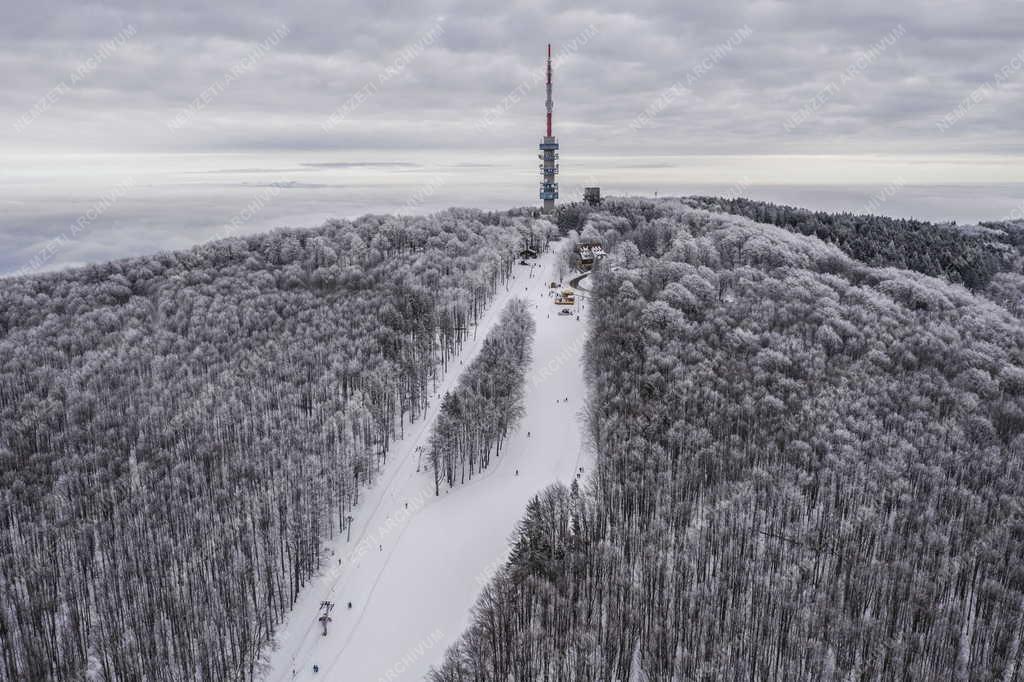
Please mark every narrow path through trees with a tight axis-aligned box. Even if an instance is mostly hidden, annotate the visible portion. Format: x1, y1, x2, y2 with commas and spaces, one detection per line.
262, 250, 591, 681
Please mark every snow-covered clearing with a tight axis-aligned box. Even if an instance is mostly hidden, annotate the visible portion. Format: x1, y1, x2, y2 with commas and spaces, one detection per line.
261, 249, 591, 682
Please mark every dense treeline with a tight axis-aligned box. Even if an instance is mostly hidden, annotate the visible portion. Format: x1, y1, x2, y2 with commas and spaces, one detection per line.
557, 196, 1023, 290
0, 210, 554, 681
432, 199, 1024, 680
428, 299, 535, 494
687, 196, 1020, 289
987, 271, 1024, 320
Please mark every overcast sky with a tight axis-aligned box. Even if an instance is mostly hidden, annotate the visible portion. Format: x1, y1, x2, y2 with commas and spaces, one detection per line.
2, 0, 1023, 275
2, 0, 1022, 160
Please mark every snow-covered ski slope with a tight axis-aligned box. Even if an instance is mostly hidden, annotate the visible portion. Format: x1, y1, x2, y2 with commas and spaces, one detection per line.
262, 248, 590, 682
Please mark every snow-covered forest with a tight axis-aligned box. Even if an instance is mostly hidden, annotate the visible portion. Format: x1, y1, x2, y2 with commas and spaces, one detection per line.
428, 298, 535, 494
0, 210, 553, 680
431, 199, 1024, 680
4, 195, 1024, 681
557, 197, 1022, 291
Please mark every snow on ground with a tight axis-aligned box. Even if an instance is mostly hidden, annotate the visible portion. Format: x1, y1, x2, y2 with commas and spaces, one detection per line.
261, 248, 591, 682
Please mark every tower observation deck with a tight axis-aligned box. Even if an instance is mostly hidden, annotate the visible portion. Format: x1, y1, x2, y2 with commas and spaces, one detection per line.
539, 44, 558, 214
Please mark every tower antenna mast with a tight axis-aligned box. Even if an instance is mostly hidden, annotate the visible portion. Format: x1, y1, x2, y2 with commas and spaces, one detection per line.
539, 44, 559, 213
546, 44, 553, 137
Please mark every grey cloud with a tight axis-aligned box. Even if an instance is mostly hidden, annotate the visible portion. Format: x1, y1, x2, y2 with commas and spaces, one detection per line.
0, 0, 1021, 157
300, 162, 421, 168
188, 168, 298, 174
243, 181, 336, 189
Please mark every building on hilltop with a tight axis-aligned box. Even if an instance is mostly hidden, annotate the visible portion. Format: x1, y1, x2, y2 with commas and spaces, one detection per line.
576, 240, 606, 271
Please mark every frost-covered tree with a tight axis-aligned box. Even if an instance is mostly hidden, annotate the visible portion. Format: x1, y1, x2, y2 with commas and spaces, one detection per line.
427, 299, 534, 493
431, 198, 1024, 681
0, 210, 523, 681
